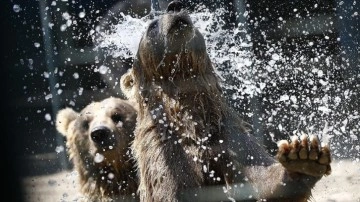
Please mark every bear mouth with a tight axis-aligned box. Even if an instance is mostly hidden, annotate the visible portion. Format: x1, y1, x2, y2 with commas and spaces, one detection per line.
144, 11, 204, 57
145, 11, 195, 48
162, 12, 193, 38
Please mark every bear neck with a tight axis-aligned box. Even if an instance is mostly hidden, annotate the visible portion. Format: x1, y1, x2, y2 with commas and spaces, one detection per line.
77, 155, 137, 200
136, 64, 230, 143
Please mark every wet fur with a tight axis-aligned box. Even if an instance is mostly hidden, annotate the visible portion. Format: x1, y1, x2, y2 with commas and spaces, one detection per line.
121, 8, 331, 202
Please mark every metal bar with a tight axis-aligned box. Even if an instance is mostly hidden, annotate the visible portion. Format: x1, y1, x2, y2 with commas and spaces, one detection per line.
334, 0, 360, 79
39, 0, 68, 170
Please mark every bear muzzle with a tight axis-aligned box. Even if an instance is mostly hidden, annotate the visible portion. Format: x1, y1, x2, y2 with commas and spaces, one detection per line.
90, 126, 116, 148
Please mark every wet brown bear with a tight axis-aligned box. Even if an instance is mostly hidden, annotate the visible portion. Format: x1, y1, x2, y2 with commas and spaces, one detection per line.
56, 97, 138, 201
120, 1, 331, 201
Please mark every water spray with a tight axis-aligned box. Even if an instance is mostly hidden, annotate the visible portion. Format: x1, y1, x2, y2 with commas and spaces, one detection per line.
151, 0, 160, 12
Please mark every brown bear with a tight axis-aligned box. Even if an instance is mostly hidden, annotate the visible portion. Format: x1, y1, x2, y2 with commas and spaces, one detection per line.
55, 97, 138, 201
120, 1, 331, 202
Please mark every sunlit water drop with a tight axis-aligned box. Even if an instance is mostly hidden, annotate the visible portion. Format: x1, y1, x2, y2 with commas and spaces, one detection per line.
98, 65, 109, 74
73, 72, 79, 79
34, 42, 41, 48
44, 113, 51, 121
55, 145, 65, 153
79, 11, 86, 18
13, 4, 21, 13
94, 153, 105, 163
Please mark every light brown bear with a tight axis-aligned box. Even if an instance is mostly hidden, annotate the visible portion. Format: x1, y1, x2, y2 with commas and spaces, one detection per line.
120, 1, 331, 202
56, 97, 138, 201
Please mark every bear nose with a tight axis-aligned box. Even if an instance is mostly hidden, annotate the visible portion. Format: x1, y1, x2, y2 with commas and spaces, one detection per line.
90, 126, 112, 144
166, 1, 184, 13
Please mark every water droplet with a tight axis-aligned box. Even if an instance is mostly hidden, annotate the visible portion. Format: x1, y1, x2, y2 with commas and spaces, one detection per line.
13, 4, 21, 13
79, 12, 86, 18
55, 145, 64, 153
94, 153, 104, 163
73, 72, 79, 79
108, 173, 115, 179
45, 113, 52, 121
99, 65, 109, 74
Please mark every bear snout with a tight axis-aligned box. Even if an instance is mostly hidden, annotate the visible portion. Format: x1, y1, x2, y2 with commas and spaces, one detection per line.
166, 1, 184, 13
90, 126, 115, 147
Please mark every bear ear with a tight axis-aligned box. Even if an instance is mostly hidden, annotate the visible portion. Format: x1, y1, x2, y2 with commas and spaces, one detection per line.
120, 68, 136, 99
56, 108, 78, 137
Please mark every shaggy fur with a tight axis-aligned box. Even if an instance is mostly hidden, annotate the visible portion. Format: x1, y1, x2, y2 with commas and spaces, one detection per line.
56, 97, 138, 201
120, 1, 331, 201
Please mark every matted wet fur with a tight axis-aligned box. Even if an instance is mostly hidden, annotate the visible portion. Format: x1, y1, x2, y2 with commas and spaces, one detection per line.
120, 1, 331, 201
56, 97, 138, 201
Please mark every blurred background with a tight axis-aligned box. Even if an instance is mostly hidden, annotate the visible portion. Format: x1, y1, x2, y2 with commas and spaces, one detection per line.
1, 0, 359, 201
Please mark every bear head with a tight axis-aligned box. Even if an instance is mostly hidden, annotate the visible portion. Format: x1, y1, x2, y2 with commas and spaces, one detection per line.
56, 97, 138, 200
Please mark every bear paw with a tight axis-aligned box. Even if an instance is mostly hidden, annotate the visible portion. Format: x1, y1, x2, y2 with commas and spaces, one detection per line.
276, 133, 331, 177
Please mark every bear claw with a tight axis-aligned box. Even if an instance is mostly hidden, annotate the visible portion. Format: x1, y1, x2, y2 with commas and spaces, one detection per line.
276, 133, 331, 177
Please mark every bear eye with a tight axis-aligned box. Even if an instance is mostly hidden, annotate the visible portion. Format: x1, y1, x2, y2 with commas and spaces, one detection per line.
111, 113, 123, 124
82, 120, 89, 131
148, 20, 158, 29
147, 20, 159, 38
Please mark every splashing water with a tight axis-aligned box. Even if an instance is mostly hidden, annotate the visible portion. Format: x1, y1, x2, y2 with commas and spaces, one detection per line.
94, 8, 359, 160
95, 12, 148, 58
